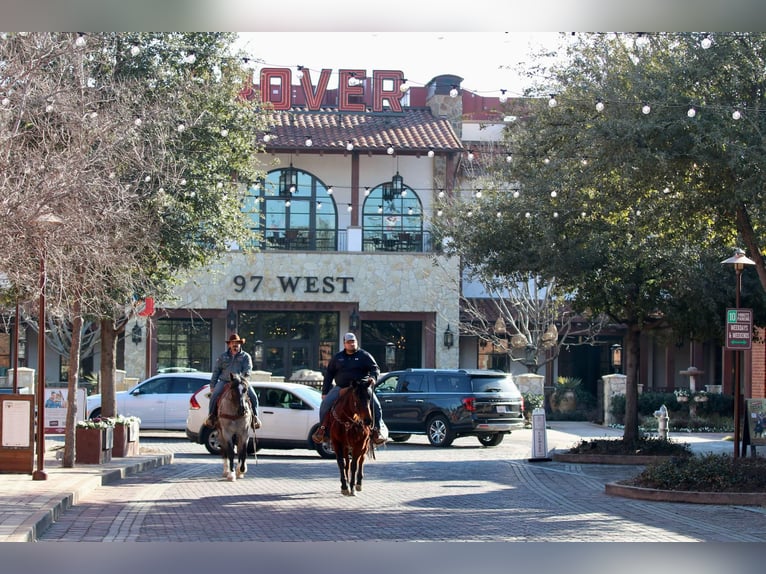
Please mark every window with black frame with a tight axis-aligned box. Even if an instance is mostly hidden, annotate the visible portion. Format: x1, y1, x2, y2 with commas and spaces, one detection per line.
156, 319, 212, 372
362, 183, 423, 252
243, 168, 338, 251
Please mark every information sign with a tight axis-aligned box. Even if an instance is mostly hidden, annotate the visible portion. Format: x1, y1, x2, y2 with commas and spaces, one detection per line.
726, 308, 752, 350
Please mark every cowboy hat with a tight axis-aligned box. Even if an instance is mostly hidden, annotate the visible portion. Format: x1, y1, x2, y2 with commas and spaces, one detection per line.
226, 333, 246, 345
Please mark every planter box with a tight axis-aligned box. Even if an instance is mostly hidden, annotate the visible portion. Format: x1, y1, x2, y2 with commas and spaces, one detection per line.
112, 422, 140, 457
75, 426, 113, 464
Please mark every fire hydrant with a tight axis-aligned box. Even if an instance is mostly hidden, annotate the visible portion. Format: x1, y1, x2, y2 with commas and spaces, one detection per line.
654, 404, 669, 440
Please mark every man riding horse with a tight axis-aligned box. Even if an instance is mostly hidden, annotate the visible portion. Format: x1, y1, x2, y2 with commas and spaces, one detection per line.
206, 333, 261, 432
312, 332, 387, 445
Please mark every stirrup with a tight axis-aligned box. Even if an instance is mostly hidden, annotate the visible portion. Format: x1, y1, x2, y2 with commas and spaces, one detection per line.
311, 426, 325, 444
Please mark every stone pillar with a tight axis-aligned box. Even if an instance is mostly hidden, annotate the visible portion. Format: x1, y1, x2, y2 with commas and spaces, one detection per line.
515, 373, 544, 396
7, 367, 35, 393
601, 373, 627, 426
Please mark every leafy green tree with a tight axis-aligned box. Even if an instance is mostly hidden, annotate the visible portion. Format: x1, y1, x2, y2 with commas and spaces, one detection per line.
438, 33, 766, 443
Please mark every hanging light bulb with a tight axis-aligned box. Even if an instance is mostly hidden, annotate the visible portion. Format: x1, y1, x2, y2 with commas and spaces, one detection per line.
427, 147, 435, 158
595, 100, 605, 112
467, 210, 473, 217
317, 201, 322, 209
525, 212, 531, 218
474, 189, 482, 198
399, 79, 410, 93
498, 89, 508, 103
177, 123, 186, 132
548, 95, 557, 108
687, 107, 696, 118
364, 187, 370, 196
701, 35, 712, 49
134, 118, 142, 126
550, 191, 557, 198
449, 86, 459, 98
387, 144, 395, 155
408, 207, 413, 215
348, 73, 360, 87
732, 109, 741, 120
296, 65, 304, 79
220, 128, 229, 137
184, 52, 197, 64
130, 45, 140, 56
263, 133, 271, 142
346, 140, 354, 151
437, 190, 445, 199
437, 208, 443, 216
327, 186, 334, 195
74, 33, 86, 48
377, 205, 383, 214
347, 204, 353, 212
496, 211, 502, 218
513, 191, 520, 198
642, 104, 651, 115
285, 199, 291, 207
467, 150, 474, 161
305, 135, 313, 146
553, 212, 559, 218
506, 153, 513, 163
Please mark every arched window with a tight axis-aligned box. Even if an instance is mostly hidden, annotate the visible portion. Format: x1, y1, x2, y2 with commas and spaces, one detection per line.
243, 167, 337, 251
362, 183, 423, 251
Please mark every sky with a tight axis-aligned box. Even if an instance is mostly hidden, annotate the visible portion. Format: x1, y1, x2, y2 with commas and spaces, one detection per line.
235, 32, 568, 98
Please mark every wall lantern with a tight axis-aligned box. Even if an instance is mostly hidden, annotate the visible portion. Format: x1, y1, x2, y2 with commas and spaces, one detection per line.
611, 343, 623, 374
227, 308, 237, 331
349, 309, 360, 332
443, 324, 454, 349
382, 182, 394, 202
131, 323, 143, 345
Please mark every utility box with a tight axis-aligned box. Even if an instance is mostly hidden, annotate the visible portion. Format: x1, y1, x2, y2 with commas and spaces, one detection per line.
0, 394, 35, 474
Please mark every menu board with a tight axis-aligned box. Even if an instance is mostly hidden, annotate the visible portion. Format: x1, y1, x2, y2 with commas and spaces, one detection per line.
2, 399, 32, 448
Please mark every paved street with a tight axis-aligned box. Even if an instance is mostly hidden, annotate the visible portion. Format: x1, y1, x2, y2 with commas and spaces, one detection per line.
33, 424, 766, 543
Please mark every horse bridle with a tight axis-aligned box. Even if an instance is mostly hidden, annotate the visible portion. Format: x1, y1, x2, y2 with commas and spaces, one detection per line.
218, 381, 251, 421
331, 381, 371, 431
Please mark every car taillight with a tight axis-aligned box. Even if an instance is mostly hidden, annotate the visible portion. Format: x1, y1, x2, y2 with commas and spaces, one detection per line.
190, 386, 207, 410
461, 397, 476, 412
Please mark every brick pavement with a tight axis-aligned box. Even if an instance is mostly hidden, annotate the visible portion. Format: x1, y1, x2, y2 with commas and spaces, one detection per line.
1, 422, 762, 543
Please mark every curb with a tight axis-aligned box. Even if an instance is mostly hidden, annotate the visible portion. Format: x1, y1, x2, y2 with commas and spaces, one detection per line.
7, 453, 173, 543
552, 452, 673, 465
605, 481, 766, 506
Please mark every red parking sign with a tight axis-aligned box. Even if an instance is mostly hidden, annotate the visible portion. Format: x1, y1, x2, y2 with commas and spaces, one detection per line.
726, 308, 752, 350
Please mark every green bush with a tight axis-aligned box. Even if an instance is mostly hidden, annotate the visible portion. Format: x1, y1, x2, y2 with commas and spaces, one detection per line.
628, 453, 766, 492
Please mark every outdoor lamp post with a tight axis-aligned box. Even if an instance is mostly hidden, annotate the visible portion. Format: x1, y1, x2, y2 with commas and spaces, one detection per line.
254, 340, 263, 370
721, 248, 756, 458
385, 342, 395, 370
611, 344, 623, 374
33, 212, 63, 481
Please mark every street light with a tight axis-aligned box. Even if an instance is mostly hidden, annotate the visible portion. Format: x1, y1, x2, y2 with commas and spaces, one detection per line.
721, 247, 756, 458
253, 340, 263, 370
33, 212, 63, 481
611, 344, 623, 374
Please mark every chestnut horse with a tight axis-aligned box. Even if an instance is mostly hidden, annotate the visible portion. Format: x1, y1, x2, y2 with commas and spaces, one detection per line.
329, 378, 375, 496
216, 373, 253, 481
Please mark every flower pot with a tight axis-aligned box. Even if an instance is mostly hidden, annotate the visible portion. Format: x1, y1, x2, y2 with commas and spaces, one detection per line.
551, 390, 576, 413
112, 422, 140, 457
75, 426, 113, 464
694, 395, 708, 403
676, 395, 689, 403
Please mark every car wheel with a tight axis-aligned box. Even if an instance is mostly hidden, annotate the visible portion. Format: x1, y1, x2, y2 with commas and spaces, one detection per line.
390, 433, 411, 443
426, 415, 455, 447
477, 432, 504, 447
316, 440, 335, 459
203, 428, 222, 455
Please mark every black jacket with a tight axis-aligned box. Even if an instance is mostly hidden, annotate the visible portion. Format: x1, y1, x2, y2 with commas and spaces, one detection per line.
321, 348, 380, 395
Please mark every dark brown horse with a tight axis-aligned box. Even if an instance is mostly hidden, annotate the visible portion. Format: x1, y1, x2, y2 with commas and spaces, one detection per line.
329, 378, 375, 496
216, 373, 253, 481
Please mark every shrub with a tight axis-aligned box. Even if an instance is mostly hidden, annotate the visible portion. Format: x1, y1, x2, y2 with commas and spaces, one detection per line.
568, 436, 692, 456
628, 453, 766, 492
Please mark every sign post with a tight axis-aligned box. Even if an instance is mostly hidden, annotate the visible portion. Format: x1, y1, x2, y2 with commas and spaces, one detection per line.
528, 407, 551, 462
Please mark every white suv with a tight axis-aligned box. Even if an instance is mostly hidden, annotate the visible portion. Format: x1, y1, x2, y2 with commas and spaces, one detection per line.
185, 380, 334, 459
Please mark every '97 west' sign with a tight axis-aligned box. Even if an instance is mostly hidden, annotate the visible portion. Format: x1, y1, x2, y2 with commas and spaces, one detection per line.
233, 275, 354, 295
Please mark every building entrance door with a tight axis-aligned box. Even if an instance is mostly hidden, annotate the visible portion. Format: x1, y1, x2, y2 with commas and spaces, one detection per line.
261, 342, 312, 379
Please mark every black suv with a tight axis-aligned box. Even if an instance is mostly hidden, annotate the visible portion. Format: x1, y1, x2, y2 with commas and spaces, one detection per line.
375, 369, 524, 447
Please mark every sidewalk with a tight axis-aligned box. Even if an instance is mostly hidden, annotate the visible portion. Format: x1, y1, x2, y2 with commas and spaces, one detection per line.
0, 438, 172, 542
0, 422, 737, 543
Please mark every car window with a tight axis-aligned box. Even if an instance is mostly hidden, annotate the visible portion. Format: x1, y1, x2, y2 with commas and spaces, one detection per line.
375, 375, 399, 393
138, 378, 170, 394
470, 375, 518, 393
433, 375, 470, 393
282, 391, 305, 408
168, 378, 201, 394
400, 374, 427, 393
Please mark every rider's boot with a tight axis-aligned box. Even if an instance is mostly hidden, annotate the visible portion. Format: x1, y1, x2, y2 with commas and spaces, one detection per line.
312, 411, 333, 444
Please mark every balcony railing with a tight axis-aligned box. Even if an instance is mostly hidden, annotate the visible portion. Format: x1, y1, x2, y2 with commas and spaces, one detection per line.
244, 229, 434, 253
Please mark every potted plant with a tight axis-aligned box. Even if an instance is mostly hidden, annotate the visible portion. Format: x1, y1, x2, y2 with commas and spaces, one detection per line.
111, 415, 141, 457
550, 376, 581, 413
693, 390, 709, 403
674, 388, 690, 403
75, 417, 115, 464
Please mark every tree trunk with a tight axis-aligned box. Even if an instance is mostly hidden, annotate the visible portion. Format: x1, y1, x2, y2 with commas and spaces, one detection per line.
622, 324, 641, 444
99, 318, 117, 418
62, 299, 83, 468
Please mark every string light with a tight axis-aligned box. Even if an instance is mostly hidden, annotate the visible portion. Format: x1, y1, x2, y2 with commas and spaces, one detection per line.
548, 95, 557, 108
346, 140, 354, 151
701, 36, 712, 49
449, 86, 459, 98
427, 148, 435, 158
499, 89, 508, 103
595, 100, 604, 112
687, 107, 696, 118
642, 104, 651, 115
732, 109, 741, 120
296, 65, 304, 79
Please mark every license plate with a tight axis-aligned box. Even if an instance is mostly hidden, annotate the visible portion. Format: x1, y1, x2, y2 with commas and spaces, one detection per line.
496, 405, 508, 413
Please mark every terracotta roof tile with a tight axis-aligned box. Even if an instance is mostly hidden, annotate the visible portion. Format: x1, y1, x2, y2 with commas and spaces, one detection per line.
262, 108, 464, 155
